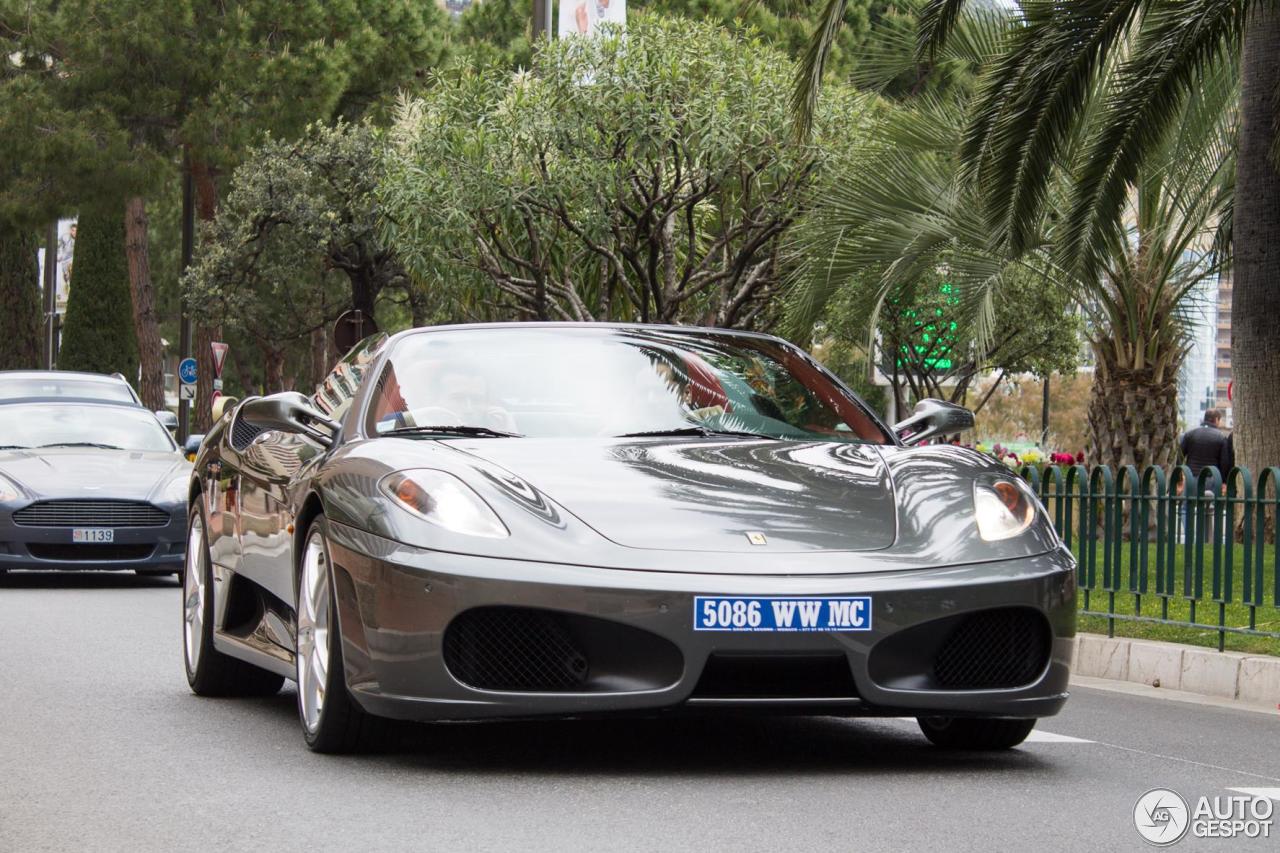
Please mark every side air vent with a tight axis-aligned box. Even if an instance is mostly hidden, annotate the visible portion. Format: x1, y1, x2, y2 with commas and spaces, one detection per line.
933, 608, 1052, 689
444, 607, 589, 691
230, 413, 266, 451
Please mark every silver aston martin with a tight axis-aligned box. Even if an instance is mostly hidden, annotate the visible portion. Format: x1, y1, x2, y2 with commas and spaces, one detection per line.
182, 324, 1075, 753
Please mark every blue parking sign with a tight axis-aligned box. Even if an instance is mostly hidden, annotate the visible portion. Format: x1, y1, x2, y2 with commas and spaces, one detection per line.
178, 357, 198, 385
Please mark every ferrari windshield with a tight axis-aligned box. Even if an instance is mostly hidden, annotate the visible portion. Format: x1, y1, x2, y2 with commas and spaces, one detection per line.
0, 403, 176, 452
368, 327, 892, 443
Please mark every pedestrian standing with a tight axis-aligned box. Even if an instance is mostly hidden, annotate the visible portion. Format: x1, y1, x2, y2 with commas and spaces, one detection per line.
1179, 409, 1230, 542
1181, 409, 1230, 477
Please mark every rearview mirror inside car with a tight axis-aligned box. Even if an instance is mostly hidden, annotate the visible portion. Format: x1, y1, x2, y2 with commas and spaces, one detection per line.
893, 399, 975, 446
239, 392, 340, 447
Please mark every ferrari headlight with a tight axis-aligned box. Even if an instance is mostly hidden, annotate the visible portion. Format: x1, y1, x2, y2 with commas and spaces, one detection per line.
974, 479, 1035, 541
0, 473, 19, 503
379, 469, 508, 539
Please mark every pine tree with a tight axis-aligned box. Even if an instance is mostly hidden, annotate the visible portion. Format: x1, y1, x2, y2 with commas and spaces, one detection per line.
58, 209, 139, 384
0, 225, 42, 370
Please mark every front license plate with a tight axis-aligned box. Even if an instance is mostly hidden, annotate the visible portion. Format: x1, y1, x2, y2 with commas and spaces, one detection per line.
694, 596, 872, 632
72, 528, 114, 543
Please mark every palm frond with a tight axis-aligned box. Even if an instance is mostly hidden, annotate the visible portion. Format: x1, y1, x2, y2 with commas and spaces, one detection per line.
1064, 0, 1247, 279
915, 0, 975, 61
792, 0, 848, 141
961, 0, 1146, 253
852, 5, 1014, 94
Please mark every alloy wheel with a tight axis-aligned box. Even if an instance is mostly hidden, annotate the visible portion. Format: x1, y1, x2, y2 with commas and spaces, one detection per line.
182, 513, 206, 676
297, 530, 332, 735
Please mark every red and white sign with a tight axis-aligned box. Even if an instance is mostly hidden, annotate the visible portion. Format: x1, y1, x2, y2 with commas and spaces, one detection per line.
211, 341, 229, 379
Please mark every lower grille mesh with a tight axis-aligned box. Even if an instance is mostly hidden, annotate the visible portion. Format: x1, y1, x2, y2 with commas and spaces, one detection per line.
443, 607, 589, 691
933, 608, 1050, 689
28, 543, 155, 561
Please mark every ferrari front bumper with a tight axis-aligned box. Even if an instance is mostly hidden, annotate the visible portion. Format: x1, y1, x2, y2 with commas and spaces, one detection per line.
325, 521, 1076, 722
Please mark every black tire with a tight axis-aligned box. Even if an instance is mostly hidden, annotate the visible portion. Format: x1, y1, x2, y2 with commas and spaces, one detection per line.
916, 716, 1036, 750
297, 516, 390, 754
184, 501, 284, 697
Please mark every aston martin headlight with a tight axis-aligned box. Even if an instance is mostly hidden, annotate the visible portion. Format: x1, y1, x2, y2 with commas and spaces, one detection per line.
0, 473, 19, 503
974, 479, 1035, 541
160, 476, 190, 505
379, 469, 508, 539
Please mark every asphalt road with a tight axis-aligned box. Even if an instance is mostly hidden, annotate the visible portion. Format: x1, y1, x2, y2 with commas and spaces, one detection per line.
2, 571, 1278, 853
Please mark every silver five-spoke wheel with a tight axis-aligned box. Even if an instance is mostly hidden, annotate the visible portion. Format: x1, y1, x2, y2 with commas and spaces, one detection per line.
297, 529, 331, 735
183, 513, 206, 677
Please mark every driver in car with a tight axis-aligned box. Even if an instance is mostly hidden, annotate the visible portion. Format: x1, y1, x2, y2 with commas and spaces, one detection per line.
383, 365, 518, 434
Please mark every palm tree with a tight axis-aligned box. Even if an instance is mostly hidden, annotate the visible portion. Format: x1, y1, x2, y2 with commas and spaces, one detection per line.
787, 13, 1236, 468
794, 0, 1280, 473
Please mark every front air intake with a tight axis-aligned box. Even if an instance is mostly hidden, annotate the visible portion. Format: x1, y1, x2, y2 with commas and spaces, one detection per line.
932, 608, 1051, 689
443, 607, 589, 691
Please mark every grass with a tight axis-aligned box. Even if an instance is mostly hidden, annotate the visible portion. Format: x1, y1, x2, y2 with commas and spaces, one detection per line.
1071, 541, 1280, 656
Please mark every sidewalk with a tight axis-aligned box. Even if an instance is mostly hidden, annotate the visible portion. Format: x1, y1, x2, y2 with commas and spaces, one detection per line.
1073, 633, 1280, 710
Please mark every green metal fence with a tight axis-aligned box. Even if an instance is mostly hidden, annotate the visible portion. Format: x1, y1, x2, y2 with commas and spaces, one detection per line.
1019, 464, 1280, 650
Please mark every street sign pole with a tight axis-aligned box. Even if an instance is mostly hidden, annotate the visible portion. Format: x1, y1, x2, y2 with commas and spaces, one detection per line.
532, 0, 549, 39
42, 222, 57, 369
178, 163, 194, 443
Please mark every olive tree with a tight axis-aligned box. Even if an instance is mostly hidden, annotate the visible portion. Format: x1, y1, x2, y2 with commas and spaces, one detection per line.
380, 16, 873, 331
183, 123, 410, 392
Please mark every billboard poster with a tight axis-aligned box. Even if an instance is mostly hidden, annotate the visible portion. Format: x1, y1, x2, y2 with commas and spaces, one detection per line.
558, 0, 625, 38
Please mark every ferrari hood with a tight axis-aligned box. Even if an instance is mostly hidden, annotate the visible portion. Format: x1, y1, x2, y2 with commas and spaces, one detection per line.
451, 438, 896, 553
0, 447, 188, 502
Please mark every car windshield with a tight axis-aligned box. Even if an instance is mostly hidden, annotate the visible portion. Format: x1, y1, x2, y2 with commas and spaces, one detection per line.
367, 327, 892, 443
0, 376, 137, 403
0, 403, 175, 452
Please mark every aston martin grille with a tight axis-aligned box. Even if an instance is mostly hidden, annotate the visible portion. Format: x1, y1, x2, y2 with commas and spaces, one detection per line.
933, 608, 1051, 689
12, 500, 170, 528
443, 607, 589, 691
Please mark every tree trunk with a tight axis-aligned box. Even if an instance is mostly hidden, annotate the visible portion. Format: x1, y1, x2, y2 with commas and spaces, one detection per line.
263, 346, 285, 394
1086, 343, 1181, 470
1232, 6, 1280, 473
350, 268, 377, 322
310, 326, 328, 390
0, 225, 42, 370
123, 197, 165, 410
191, 159, 220, 432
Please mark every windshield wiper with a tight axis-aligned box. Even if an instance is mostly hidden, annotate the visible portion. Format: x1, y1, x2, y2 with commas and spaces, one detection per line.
39, 442, 125, 450
384, 425, 523, 438
615, 426, 771, 440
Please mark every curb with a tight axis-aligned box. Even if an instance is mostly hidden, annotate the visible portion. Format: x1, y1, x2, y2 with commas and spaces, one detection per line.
1072, 633, 1280, 709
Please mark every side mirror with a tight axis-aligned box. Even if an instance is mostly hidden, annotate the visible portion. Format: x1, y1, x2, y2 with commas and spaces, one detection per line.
893, 398, 975, 446
211, 395, 238, 422
183, 434, 204, 460
239, 392, 340, 447
155, 410, 179, 432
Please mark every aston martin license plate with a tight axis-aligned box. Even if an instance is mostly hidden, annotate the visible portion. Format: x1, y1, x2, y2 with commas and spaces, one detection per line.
72, 528, 114, 543
693, 596, 872, 632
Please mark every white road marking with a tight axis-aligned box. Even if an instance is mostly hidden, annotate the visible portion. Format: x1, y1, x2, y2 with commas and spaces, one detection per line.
1024, 729, 1093, 744
1227, 787, 1280, 801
